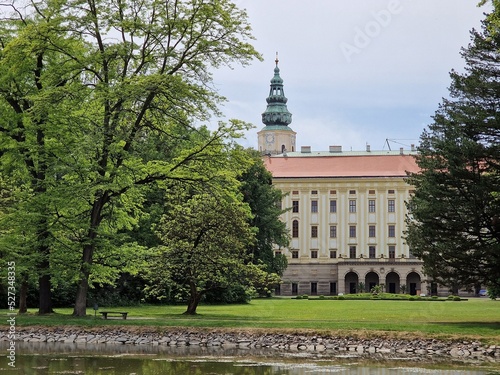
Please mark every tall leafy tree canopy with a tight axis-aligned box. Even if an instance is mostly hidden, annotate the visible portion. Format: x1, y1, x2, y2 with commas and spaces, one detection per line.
405, 7, 500, 294
0, 0, 260, 315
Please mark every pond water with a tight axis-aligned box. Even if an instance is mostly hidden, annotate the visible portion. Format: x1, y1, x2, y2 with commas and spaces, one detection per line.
2, 342, 500, 375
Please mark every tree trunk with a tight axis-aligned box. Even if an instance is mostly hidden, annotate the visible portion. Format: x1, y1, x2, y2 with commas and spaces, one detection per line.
18, 275, 28, 314
73, 196, 105, 317
73, 273, 90, 316
38, 272, 52, 314
37, 230, 53, 315
184, 284, 203, 315
72, 244, 94, 316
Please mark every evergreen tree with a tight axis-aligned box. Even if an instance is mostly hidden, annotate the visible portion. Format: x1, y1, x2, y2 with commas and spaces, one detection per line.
406, 8, 500, 292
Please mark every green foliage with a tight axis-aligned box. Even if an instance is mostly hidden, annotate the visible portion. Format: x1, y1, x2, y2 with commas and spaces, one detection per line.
487, 284, 500, 299
0, 0, 260, 315
152, 188, 256, 314
358, 282, 366, 293
238, 149, 290, 275
370, 284, 383, 295
405, 8, 500, 293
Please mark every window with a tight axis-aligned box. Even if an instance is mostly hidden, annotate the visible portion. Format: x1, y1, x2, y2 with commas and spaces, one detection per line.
349, 190, 356, 194
388, 224, 395, 237
369, 246, 376, 259
389, 245, 396, 259
311, 226, 318, 238
330, 190, 337, 195
292, 190, 299, 195
311, 250, 318, 259
368, 199, 376, 213
292, 200, 299, 213
275, 251, 281, 256
330, 250, 337, 258
388, 199, 395, 212
368, 189, 376, 195
388, 189, 395, 194
311, 282, 318, 295
311, 190, 318, 195
349, 246, 357, 259
292, 250, 299, 259
330, 200, 337, 213
292, 220, 299, 238
349, 200, 356, 213
292, 283, 298, 295
369, 225, 376, 237
349, 225, 356, 238
329, 225, 337, 238
311, 200, 318, 213
330, 282, 337, 294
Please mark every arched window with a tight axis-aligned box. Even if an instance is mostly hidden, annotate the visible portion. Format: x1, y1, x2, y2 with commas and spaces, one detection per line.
292, 220, 299, 238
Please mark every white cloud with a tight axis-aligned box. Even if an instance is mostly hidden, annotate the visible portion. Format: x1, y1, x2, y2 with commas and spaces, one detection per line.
212, 0, 491, 152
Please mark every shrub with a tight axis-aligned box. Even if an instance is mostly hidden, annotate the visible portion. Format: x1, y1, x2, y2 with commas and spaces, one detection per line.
302, 294, 309, 299
408, 296, 416, 301
319, 295, 325, 300
295, 295, 302, 300
338, 295, 345, 300
453, 296, 461, 301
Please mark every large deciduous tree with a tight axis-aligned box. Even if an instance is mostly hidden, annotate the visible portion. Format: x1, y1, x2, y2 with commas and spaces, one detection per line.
0, 0, 260, 316
405, 8, 500, 293
154, 188, 256, 315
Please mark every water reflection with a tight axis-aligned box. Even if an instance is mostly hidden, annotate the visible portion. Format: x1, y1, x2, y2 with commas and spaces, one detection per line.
1, 342, 499, 375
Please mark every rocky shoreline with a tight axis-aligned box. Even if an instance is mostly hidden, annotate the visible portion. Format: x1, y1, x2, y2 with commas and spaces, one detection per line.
2, 326, 500, 361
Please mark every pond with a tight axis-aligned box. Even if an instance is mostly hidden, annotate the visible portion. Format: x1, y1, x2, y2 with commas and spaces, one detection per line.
1, 342, 500, 375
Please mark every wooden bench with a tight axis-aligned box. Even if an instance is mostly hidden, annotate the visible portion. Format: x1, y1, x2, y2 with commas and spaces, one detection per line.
99, 311, 128, 320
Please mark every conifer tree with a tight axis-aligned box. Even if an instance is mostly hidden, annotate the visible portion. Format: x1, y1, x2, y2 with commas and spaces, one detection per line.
406, 7, 500, 293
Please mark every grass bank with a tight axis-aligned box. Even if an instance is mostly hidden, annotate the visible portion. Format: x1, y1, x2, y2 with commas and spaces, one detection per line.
3, 297, 499, 343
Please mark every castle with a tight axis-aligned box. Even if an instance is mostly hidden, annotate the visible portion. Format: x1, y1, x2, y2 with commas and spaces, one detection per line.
258, 57, 427, 296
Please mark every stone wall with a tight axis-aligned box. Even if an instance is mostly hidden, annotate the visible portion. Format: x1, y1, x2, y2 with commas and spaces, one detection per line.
2, 326, 500, 361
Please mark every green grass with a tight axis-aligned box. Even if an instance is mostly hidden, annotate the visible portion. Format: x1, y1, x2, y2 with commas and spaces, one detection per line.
2, 297, 500, 343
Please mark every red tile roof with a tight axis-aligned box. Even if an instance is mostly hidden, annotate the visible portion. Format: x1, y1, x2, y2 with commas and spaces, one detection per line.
263, 154, 419, 178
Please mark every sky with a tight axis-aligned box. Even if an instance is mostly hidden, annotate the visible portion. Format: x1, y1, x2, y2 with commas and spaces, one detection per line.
211, 0, 491, 152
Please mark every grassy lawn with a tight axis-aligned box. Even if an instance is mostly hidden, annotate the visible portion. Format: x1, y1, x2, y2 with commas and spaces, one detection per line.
3, 297, 500, 343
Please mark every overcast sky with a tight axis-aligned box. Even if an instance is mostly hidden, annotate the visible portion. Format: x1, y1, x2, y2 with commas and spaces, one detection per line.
211, 0, 490, 152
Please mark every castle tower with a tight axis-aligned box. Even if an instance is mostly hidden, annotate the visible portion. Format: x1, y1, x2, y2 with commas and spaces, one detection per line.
257, 54, 296, 155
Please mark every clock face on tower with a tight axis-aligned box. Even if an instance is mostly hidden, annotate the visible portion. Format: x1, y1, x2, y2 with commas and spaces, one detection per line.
265, 133, 275, 143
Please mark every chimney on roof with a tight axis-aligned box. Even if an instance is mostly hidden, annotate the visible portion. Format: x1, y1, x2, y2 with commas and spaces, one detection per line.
301, 146, 311, 153
366, 144, 371, 152
329, 145, 342, 153
411, 144, 415, 152
399, 147, 404, 155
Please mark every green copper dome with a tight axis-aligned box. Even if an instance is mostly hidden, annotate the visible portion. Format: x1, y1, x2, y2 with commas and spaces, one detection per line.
261, 56, 292, 127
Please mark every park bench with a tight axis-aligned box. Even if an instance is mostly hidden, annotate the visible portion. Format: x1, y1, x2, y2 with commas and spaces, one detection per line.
99, 311, 128, 320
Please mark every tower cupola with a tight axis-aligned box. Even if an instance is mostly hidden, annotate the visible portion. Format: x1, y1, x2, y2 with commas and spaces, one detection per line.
261, 55, 293, 126
257, 53, 296, 155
